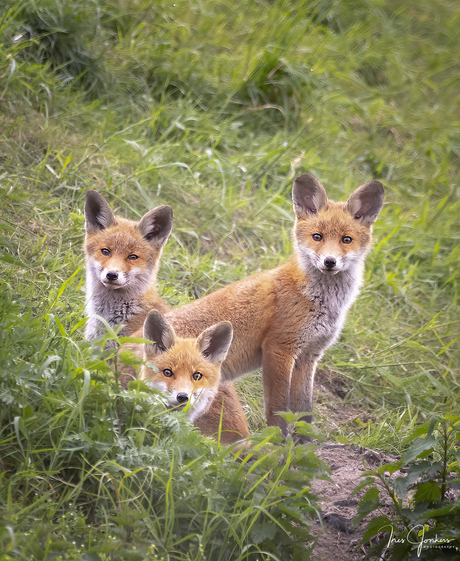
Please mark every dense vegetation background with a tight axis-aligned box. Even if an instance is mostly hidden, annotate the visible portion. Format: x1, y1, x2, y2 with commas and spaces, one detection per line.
0, 0, 459, 559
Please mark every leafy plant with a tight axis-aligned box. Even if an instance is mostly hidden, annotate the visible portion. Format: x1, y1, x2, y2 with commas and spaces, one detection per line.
353, 416, 460, 560
0, 282, 322, 560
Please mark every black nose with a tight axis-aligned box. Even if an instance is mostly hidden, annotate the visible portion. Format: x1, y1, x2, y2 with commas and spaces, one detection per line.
176, 393, 189, 404
324, 257, 336, 269
106, 271, 118, 281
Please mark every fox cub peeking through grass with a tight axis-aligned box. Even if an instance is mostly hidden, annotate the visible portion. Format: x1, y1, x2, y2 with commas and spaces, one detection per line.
135, 174, 384, 441
84, 190, 173, 340
123, 310, 249, 444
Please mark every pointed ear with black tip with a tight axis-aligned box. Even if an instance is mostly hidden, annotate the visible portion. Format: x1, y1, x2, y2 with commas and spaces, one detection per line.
346, 180, 384, 227
143, 310, 176, 355
138, 205, 173, 248
292, 174, 328, 219
84, 190, 116, 233
196, 321, 233, 364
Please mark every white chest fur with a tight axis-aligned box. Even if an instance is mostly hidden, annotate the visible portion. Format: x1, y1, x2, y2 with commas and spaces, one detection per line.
85, 262, 145, 339
300, 263, 363, 354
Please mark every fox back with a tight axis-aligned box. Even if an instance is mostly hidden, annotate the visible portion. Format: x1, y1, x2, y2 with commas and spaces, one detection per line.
84, 191, 173, 339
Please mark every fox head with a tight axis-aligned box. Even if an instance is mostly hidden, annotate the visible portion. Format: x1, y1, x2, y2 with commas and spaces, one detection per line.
140, 310, 233, 422
292, 174, 384, 276
84, 191, 173, 293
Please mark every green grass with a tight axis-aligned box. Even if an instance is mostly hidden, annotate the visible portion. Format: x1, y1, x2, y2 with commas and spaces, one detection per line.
1, 0, 460, 557
0, 283, 323, 560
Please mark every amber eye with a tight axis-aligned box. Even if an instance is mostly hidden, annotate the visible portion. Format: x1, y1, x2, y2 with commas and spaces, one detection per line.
312, 233, 323, 242
342, 236, 352, 244
163, 369, 173, 377
127, 254, 138, 260
192, 372, 203, 381
101, 248, 111, 256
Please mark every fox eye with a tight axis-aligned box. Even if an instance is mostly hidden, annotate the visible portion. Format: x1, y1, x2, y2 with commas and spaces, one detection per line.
192, 372, 203, 381
127, 254, 138, 260
101, 248, 111, 256
342, 236, 352, 244
312, 233, 323, 242
163, 369, 173, 377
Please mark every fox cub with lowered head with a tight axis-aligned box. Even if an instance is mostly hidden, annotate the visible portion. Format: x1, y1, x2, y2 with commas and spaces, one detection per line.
123, 310, 249, 444
84, 191, 173, 340
139, 174, 384, 441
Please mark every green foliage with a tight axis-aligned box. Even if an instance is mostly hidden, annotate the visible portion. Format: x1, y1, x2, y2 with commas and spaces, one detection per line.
13, 0, 106, 94
0, 283, 321, 560
1, 0, 460, 556
353, 416, 460, 560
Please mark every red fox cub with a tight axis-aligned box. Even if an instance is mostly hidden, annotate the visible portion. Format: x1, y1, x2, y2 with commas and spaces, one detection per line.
84, 191, 173, 340
143, 174, 384, 440
84, 191, 247, 444
127, 310, 249, 444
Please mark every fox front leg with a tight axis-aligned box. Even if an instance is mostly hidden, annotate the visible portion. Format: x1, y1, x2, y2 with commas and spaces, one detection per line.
288, 351, 320, 443
261, 343, 295, 436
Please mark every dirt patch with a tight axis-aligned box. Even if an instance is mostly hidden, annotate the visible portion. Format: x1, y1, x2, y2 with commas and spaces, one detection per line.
308, 369, 398, 560
310, 443, 398, 561
238, 368, 400, 559
314, 368, 364, 436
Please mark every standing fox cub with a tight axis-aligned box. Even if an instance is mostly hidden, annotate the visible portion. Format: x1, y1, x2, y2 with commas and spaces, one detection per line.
84, 190, 173, 340
122, 310, 249, 444
132, 174, 384, 439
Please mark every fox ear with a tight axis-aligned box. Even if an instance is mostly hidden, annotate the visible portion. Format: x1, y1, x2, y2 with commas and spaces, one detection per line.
197, 321, 233, 364
143, 310, 176, 355
346, 180, 384, 226
85, 190, 116, 233
138, 206, 173, 248
292, 174, 328, 219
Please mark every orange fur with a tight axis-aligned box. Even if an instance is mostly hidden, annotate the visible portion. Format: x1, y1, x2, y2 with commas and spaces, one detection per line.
194, 382, 250, 445
84, 190, 172, 339
84, 192, 248, 445
128, 174, 384, 441
122, 311, 249, 444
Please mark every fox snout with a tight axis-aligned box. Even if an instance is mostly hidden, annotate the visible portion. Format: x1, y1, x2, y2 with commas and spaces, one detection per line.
101, 267, 125, 288
99, 265, 130, 289
166, 389, 192, 408
318, 253, 345, 275
323, 256, 336, 270
172, 389, 198, 407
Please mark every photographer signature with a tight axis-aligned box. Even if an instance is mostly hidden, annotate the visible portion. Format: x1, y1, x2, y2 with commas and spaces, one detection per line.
380, 524, 455, 557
